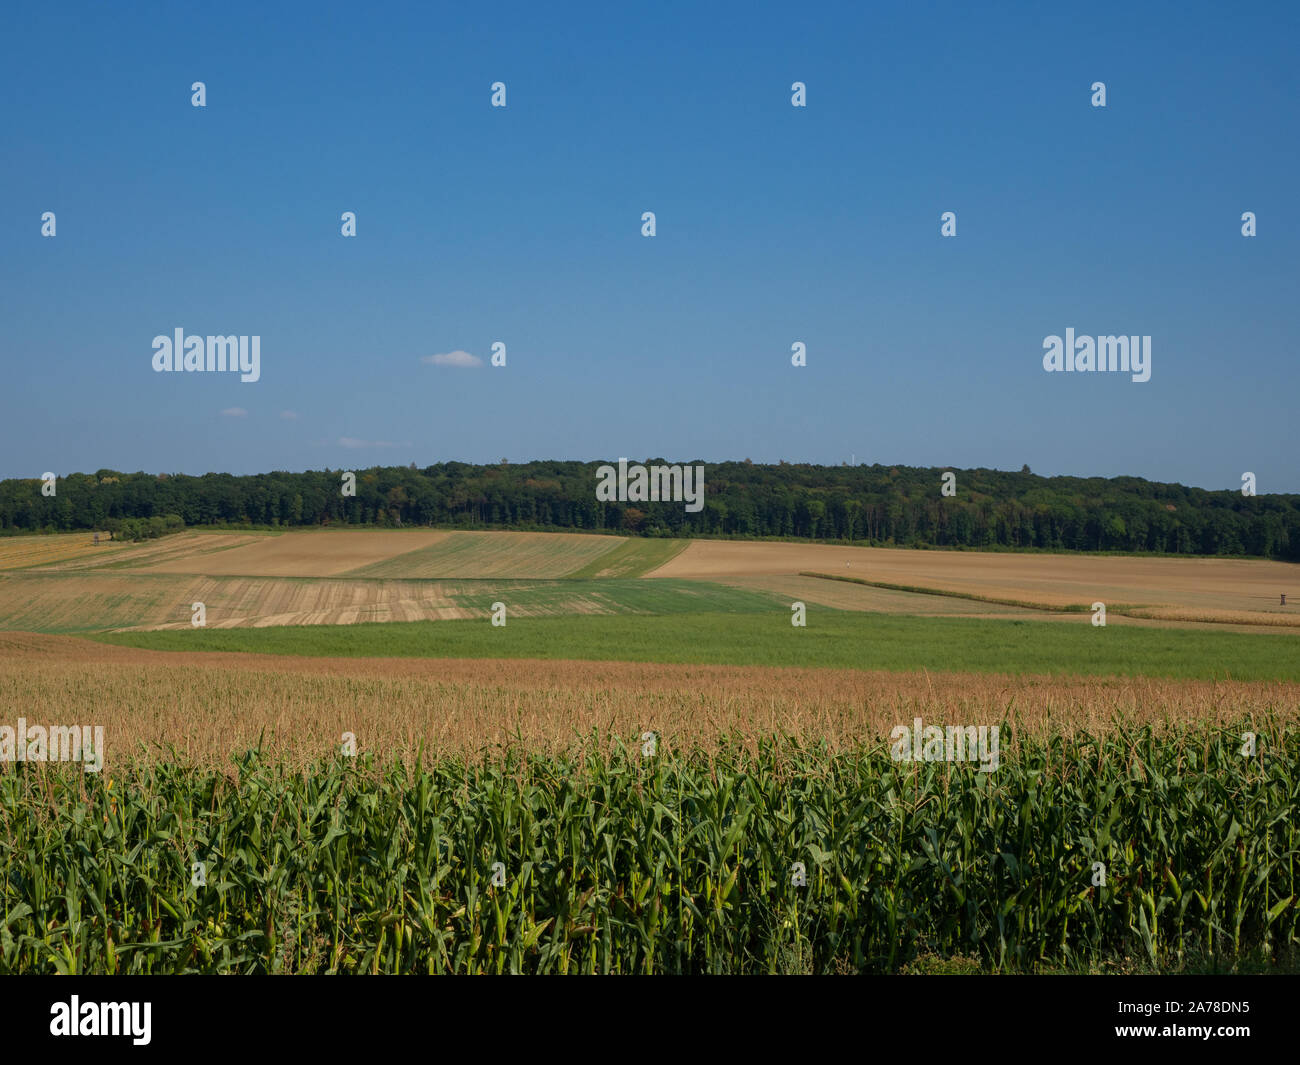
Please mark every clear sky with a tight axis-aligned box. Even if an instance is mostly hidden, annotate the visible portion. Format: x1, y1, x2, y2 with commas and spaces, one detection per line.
2, 1, 1296, 489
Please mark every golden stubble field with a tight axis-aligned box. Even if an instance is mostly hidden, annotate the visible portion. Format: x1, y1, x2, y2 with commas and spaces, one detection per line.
0, 573, 479, 631
13, 532, 267, 572
0, 532, 134, 570
1, 633, 1296, 767
653, 540, 1300, 626
112, 529, 625, 578
124, 529, 455, 576
16, 529, 629, 579
0, 530, 636, 631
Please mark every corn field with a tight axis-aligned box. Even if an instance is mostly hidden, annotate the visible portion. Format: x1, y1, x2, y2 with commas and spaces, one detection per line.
2, 721, 1296, 974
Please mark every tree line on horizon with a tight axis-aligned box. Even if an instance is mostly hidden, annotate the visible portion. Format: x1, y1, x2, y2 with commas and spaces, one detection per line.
1, 461, 1297, 559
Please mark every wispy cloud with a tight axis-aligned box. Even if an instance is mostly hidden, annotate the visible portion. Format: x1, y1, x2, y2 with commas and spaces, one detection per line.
280, 410, 299, 421
220, 407, 249, 417
421, 350, 482, 368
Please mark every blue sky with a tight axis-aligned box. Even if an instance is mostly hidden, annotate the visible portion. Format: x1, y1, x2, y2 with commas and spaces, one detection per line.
2, 1, 1297, 489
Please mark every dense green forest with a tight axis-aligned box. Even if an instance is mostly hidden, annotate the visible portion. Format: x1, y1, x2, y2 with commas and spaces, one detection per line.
2, 461, 1297, 559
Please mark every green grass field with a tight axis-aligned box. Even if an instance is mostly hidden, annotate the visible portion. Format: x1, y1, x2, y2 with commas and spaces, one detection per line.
446, 577, 782, 614
566, 538, 688, 578
93, 610, 1300, 680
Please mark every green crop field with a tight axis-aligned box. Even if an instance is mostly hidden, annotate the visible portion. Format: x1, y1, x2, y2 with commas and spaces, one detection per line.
3, 721, 1295, 975
445, 577, 784, 615
566, 538, 688, 578
93, 610, 1300, 681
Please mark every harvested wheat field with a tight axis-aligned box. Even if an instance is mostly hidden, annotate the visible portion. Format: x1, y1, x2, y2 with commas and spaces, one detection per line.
122, 529, 454, 576
0, 572, 769, 633
720, 574, 1051, 616
721, 574, 1299, 634
1, 633, 1297, 767
107, 528, 628, 579
651, 540, 1300, 626
33, 531, 270, 572
0, 532, 132, 570
0, 573, 481, 632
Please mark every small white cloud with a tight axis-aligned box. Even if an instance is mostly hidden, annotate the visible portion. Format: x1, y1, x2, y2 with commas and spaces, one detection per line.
280, 410, 299, 421
220, 407, 249, 417
338, 436, 400, 449
421, 350, 483, 368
